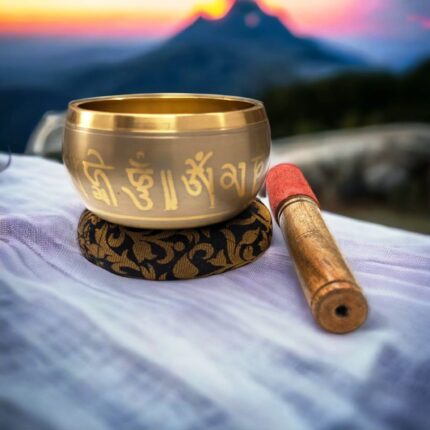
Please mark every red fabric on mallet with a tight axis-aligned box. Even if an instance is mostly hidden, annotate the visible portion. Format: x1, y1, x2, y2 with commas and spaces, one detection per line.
266, 163, 319, 220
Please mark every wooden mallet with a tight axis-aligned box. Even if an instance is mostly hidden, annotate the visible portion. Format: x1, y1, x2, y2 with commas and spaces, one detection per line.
266, 163, 368, 334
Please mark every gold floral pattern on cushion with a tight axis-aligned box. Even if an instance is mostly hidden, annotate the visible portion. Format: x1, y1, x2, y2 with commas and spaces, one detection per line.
77, 199, 272, 280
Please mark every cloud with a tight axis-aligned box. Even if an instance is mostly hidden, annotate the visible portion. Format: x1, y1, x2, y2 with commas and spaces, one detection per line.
354, 0, 430, 39
409, 15, 430, 30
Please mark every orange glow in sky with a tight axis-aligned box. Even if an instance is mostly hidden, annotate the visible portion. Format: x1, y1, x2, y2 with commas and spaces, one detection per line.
0, 0, 415, 38
195, 0, 233, 19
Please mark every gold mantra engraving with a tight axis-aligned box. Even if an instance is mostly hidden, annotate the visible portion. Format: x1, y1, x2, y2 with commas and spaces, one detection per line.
181, 151, 215, 208
161, 170, 178, 211
82, 149, 117, 207
220, 162, 247, 197
81, 149, 266, 211
121, 152, 154, 211
252, 155, 266, 194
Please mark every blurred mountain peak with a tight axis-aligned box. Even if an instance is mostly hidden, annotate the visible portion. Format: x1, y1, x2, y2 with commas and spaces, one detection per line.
94, 0, 366, 97
29, 0, 368, 115
177, 0, 295, 44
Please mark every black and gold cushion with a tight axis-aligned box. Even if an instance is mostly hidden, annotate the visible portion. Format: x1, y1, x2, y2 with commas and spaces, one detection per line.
78, 199, 272, 280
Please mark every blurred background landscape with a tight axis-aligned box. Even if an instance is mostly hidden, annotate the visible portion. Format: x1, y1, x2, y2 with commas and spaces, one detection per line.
1, 0, 429, 232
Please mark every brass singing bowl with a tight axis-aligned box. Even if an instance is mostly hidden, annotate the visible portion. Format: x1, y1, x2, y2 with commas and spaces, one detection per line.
63, 93, 271, 229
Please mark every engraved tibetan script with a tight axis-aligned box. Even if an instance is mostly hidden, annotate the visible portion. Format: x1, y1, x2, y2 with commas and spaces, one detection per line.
251, 155, 266, 194
181, 151, 215, 208
161, 169, 178, 211
121, 152, 154, 211
220, 162, 247, 197
82, 149, 117, 206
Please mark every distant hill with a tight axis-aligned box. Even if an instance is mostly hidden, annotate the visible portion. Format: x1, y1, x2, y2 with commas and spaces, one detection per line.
74, 0, 366, 96
0, 0, 367, 153
264, 58, 430, 138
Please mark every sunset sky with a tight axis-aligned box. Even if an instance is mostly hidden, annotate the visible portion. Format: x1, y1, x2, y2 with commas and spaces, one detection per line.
1, 0, 429, 39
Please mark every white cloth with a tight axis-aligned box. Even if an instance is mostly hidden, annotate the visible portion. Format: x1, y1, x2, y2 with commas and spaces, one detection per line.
1, 154, 430, 430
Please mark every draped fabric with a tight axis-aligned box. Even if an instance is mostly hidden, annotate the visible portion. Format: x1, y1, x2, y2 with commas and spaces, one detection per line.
1, 155, 430, 430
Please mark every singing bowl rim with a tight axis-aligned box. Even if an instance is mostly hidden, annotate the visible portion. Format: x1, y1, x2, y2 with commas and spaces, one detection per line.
66, 93, 268, 134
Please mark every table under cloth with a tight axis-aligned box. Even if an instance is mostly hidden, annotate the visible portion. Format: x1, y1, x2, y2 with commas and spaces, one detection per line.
1, 154, 430, 430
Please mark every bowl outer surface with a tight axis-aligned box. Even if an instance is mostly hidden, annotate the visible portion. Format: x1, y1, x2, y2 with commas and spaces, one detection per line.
63, 122, 271, 229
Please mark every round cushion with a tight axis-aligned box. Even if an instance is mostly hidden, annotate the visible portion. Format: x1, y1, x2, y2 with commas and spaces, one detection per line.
77, 199, 272, 280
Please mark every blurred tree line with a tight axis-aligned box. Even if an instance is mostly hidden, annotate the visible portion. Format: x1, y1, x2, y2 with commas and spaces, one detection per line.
263, 58, 430, 139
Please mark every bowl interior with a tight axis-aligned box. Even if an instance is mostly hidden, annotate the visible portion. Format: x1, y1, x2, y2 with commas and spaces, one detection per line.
77, 96, 256, 115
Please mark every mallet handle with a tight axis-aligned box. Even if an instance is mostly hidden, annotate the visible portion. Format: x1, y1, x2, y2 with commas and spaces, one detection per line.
278, 196, 368, 334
